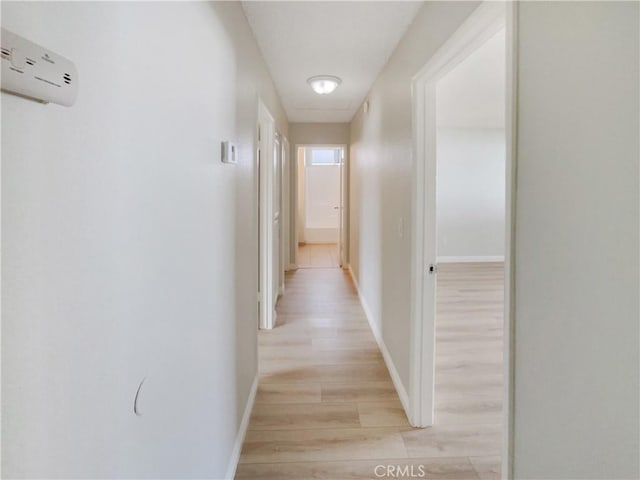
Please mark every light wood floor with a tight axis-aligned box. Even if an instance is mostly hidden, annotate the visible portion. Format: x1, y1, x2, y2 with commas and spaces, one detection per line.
297, 243, 339, 268
236, 263, 503, 480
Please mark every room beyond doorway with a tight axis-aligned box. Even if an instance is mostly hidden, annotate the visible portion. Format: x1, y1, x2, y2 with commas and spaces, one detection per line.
409, 5, 510, 470
294, 144, 346, 269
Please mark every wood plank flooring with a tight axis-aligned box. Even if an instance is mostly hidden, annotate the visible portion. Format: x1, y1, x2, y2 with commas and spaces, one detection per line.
236, 263, 503, 480
297, 243, 339, 268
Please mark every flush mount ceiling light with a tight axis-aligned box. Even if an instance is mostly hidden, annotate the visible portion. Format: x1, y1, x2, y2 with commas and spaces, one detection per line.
307, 75, 342, 95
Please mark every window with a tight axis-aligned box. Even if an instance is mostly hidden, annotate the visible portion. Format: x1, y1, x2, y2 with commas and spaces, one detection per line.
306, 147, 342, 166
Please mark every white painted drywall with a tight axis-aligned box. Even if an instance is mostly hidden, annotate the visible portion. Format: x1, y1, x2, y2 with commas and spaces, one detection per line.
1, 2, 287, 478
349, 1, 481, 390
513, 2, 639, 477
289, 123, 351, 146
437, 28, 506, 129
436, 128, 505, 260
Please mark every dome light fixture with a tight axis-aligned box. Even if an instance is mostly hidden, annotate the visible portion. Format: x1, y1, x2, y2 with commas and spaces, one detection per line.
307, 75, 342, 95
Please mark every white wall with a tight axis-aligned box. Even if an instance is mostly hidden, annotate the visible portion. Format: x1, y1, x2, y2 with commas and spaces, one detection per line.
436, 28, 506, 129
513, 2, 639, 478
436, 128, 505, 260
349, 0, 481, 391
289, 123, 350, 146
1, 2, 288, 478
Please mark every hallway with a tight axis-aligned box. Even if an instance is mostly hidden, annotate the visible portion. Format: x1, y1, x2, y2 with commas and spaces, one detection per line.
235, 265, 502, 479
2, 2, 637, 478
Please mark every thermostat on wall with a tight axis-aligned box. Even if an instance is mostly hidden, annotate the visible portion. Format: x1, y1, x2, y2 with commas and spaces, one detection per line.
221, 141, 237, 164
1, 28, 78, 106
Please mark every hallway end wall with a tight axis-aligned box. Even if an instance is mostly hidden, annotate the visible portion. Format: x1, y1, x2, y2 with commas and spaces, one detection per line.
1, 2, 287, 478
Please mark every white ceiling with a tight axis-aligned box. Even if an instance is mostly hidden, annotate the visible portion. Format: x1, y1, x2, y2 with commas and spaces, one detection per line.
242, 1, 424, 123
437, 28, 506, 129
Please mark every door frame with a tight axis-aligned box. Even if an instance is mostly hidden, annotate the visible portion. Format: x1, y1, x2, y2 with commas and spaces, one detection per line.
409, 1, 516, 477
258, 100, 277, 330
281, 135, 292, 278
292, 143, 348, 268
273, 132, 282, 303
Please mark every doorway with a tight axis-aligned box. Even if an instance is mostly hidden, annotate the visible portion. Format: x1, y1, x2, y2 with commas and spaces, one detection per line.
410, 1, 514, 477
295, 145, 346, 269
433, 24, 506, 477
257, 100, 289, 330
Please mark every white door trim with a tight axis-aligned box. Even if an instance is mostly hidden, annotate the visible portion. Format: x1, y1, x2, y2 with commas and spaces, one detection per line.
409, 2, 515, 478
292, 145, 303, 268
258, 100, 276, 330
281, 136, 292, 274
340, 146, 348, 268
273, 133, 282, 300
503, 3, 518, 477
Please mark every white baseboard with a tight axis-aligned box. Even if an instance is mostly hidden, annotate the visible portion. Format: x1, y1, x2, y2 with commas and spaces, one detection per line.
347, 266, 411, 419
437, 255, 505, 263
225, 375, 258, 480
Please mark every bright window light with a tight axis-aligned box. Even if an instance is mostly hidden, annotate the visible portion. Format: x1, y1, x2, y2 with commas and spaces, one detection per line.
307, 147, 342, 166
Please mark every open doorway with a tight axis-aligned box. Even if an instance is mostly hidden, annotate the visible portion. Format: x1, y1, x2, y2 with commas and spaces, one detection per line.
410, 2, 513, 477
295, 145, 346, 269
432, 25, 506, 474
257, 100, 289, 330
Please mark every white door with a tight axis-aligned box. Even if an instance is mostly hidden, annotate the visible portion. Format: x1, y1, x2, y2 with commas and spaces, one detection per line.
258, 101, 276, 329
339, 147, 346, 267
272, 136, 281, 305
281, 137, 290, 280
